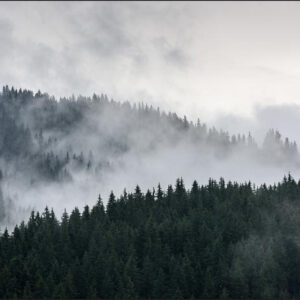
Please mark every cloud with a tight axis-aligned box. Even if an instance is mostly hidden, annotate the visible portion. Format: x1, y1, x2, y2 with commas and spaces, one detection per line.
212, 103, 300, 145
1, 2, 300, 126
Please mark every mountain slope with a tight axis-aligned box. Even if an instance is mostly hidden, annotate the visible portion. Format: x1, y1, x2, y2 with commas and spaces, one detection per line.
1, 176, 300, 298
0, 85, 299, 227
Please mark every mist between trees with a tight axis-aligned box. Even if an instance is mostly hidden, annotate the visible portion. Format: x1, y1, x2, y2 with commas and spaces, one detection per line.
0, 85, 299, 229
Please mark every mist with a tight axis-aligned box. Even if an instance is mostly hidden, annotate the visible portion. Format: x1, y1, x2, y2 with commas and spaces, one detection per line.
1, 88, 300, 231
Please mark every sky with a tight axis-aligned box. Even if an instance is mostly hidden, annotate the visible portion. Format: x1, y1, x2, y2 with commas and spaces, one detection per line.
1, 1, 300, 124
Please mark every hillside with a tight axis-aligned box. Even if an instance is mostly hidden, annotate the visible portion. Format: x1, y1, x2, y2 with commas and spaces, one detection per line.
0, 86, 299, 227
1, 176, 300, 298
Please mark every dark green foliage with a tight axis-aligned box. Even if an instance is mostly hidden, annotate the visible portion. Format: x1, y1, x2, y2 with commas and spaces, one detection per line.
1, 176, 300, 298
1, 85, 300, 298
0, 186, 5, 222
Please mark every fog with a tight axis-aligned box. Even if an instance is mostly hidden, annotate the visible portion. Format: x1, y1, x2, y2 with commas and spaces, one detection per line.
212, 104, 300, 145
1, 90, 300, 231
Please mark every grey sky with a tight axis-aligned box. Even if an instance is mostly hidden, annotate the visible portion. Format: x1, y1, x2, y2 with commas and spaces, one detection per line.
1, 1, 300, 122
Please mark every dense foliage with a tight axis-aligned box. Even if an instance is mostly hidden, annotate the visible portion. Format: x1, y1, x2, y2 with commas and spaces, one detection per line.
1, 85, 300, 298
1, 175, 300, 298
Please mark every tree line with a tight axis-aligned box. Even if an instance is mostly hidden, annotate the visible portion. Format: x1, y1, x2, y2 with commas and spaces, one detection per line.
1, 175, 300, 298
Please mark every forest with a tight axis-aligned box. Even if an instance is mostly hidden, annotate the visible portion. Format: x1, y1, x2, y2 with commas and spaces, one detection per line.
1, 86, 300, 299
1, 175, 300, 298
0, 85, 298, 228
0, 85, 298, 186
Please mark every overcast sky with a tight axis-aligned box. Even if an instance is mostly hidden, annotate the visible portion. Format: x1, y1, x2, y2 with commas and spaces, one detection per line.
1, 1, 300, 123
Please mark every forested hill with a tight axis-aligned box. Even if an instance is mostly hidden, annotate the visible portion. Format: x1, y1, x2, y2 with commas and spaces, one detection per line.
0, 85, 299, 227
1, 176, 300, 298
0, 85, 298, 178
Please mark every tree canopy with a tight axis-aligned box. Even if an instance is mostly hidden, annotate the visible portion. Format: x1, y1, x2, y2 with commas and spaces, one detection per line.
1, 176, 300, 298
